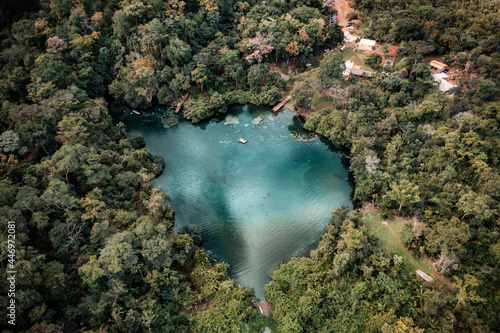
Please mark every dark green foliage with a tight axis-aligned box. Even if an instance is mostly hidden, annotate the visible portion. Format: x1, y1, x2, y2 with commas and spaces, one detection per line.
267, 207, 423, 332
183, 88, 282, 123
292, 81, 315, 110
299, 1, 500, 330
318, 51, 345, 87
394, 19, 424, 42
324, 22, 344, 49
1, 0, 499, 332
365, 53, 383, 71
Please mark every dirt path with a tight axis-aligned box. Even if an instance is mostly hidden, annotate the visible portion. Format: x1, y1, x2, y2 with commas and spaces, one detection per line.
259, 301, 273, 316
291, 67, 320, 79
334, 0, 360, 32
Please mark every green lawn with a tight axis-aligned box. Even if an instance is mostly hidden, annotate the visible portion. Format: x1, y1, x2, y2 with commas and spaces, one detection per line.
341, 47, 373, 71
363, 211, 435, 277
312, 93, 333, 108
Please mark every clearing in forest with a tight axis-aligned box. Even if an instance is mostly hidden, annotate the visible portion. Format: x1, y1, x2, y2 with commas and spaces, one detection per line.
362, 208, 435, 277
341, 46, 373, 71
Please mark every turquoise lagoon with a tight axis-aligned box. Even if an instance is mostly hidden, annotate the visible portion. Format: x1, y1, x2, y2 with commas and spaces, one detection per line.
121, 105, 352, 298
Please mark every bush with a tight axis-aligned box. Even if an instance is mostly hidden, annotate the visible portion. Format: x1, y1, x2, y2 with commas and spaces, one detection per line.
394, 18, 424, 42
183, 89, 282, 123
365, 53, 383, 71
346, 11, 358, 21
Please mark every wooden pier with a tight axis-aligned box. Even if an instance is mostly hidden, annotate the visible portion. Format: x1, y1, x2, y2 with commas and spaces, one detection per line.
272, 95, 291, 112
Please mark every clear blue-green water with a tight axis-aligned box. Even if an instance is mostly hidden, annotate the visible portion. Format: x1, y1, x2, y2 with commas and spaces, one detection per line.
121, 105, 352, 299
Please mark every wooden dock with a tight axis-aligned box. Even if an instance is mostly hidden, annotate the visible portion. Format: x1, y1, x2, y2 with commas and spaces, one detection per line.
175, 92, 190, 113
272, 95, 291, 112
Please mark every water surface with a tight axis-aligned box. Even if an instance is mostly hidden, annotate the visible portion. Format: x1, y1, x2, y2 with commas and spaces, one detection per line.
122, 105, 352, 298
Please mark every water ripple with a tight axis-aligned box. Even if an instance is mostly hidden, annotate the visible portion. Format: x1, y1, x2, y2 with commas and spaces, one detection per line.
124, 106, 352, 299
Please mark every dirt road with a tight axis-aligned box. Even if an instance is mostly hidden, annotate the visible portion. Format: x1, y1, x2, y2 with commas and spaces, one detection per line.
334, 0, 360, 31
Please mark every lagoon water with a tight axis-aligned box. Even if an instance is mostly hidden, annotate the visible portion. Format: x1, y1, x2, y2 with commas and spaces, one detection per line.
122, 105, 352, 299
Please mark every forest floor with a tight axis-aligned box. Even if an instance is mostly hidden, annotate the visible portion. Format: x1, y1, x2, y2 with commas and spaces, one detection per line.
259, 300, 273, 316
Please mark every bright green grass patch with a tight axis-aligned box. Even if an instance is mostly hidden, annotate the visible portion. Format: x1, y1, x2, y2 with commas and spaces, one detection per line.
363, 211, 435, 277
341, 47, 373, 71
312, 93, 333, 107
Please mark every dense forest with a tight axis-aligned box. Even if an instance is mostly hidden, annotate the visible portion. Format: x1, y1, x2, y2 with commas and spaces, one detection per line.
0, 0, 498, 332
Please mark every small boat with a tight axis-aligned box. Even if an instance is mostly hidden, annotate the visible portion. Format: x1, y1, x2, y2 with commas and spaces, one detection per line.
238, 138, 247, 144
132, 110, 141, 115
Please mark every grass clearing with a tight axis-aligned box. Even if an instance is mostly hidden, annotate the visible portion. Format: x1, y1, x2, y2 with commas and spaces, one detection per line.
341, 47, 373, 71
363, 211, 435, 277
312, 93, 333, 108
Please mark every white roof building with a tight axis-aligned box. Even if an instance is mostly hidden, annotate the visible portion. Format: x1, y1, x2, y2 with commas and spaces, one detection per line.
429, 60, 448, 72
342, 60, 375, 78
356, 38, 376, 51
432, 73, 456, 93
343, 60, 354, 76
344, 31, 357, 43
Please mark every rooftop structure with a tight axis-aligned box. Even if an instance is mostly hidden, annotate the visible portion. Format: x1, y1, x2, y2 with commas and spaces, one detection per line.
429, 60, 448, 72
355, 38, 376, 51
342, 60, 354, 76
432, 73, 456, 93
280, 73, 290, 82
384, 57, 395, 68
343, 60, 375, 78
351, 68, 375, 77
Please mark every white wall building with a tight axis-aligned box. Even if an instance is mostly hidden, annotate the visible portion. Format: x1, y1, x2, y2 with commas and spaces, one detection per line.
355, 38, 376, 51
432, 73, 456, 93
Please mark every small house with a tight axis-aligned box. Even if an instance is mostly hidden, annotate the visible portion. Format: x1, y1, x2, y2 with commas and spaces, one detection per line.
351, 68, 375, 77
384, 57, 395, 68
343, 60, 375, 78
356, 38, 376, 51
342, 60, 354, 77
429, 60, 448, 72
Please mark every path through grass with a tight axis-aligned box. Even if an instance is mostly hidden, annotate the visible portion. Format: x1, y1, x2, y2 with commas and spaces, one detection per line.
363, 210, 435, 277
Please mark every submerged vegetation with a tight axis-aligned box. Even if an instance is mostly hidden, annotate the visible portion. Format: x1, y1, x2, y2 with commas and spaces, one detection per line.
0, 0, 499, 332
